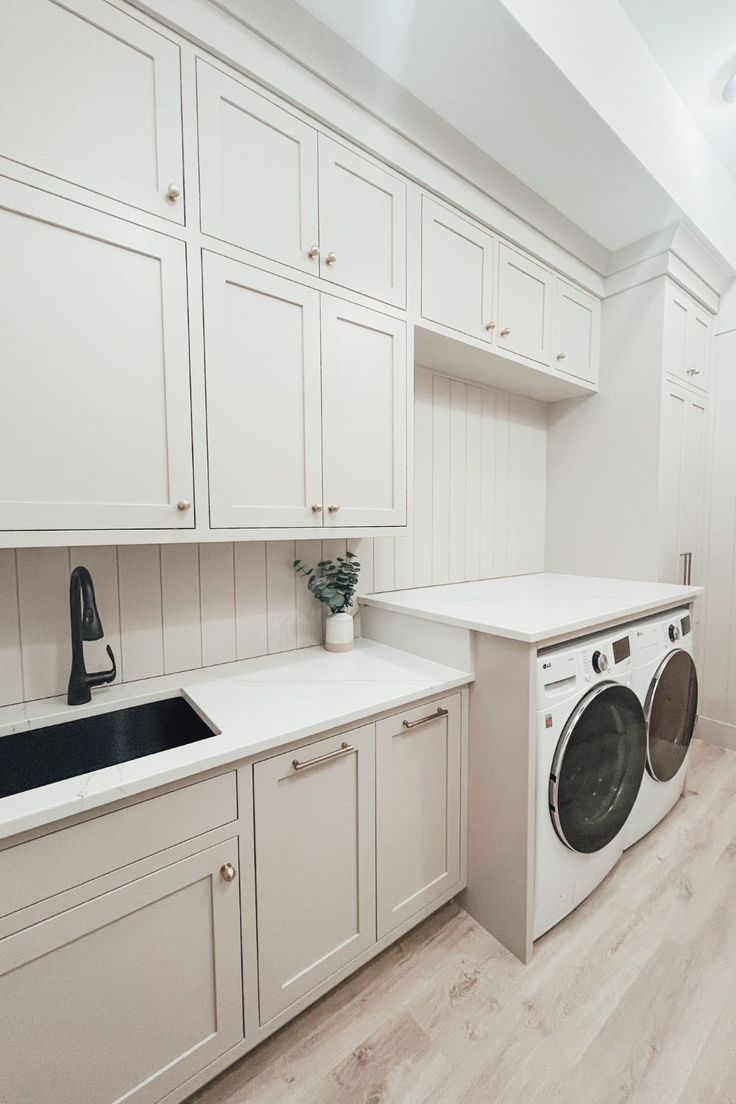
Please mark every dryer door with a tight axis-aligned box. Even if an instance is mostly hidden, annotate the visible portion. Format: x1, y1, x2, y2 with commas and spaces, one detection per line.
550, 683, 646, 854
645, 649, 698, 782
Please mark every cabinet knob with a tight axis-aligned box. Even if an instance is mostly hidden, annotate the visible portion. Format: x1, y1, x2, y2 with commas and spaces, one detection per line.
307, 245, 320, 260
485, 322, 496, 331
500, 328, 511, 337
687, 368, 701, 376
166, 183, 181, 201
556, 352, 567, 361
328, 504, 341, 513
325, 252, 337, 265
220, 862, 237, 883
177, 500, 191, 511
311, 503, 323, 513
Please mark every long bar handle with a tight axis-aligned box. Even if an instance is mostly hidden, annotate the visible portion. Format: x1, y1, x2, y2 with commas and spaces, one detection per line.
292, 741, 355, 772
681, 551, 693, 586
402, 707, 449, 730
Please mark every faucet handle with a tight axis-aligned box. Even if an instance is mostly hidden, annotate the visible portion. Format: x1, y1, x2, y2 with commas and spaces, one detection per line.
87, 644, 117, 688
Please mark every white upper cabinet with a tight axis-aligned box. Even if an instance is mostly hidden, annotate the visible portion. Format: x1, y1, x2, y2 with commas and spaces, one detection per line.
420, 195, 495, 342
496, 243, 554, 365
197, 65, 407, 307
197, 61, 320, 275
0, 180, 194, 532
317, 136, 407, 307
664, 283, 712, 393
553, 278, 600, 385
0, 0, 184, 222
376, 696, 463, 939
321, 299, 408, 527
202, 254, 323, 529
253, 726, 376, 1024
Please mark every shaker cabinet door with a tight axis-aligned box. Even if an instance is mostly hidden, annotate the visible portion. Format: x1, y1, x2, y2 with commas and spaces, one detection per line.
496, 243, 554, 365
321, 298, 408, 527
197, 60, 319, 274
0, 0, 184, 222
202, 254, 323, 528
0, 842, 244, 1104
659, 383, 707, 586
420, 195, 495, 342
376, 696, 463, 938
0, 180, 194, 532
254, 726, 376, 1024
553, 278, 600, 385
318, 135, 407, 307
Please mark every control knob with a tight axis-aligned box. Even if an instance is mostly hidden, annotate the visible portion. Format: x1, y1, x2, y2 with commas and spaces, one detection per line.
669, 623, 681, 643
592, 650, 609, 674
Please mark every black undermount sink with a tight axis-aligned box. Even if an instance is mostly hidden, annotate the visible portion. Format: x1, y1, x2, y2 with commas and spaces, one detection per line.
0, 697, 217, 800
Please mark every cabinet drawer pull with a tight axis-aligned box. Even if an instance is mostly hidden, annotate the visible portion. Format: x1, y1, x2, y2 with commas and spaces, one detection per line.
402, 707, 449, 729
220, 862, 237, 883
292, 741, 355, 772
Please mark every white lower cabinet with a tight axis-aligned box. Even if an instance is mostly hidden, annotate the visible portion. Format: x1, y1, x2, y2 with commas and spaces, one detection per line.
0, 840, 243, 1104
376, 696, 463, 938
253, 725, 376, 1024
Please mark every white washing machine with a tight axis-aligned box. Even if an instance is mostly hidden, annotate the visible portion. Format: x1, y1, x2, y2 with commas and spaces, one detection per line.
623, 607, 699, 849
534, 625, 647, 939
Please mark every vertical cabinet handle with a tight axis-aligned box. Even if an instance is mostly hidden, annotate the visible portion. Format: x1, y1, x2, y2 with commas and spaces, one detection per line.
680, 551, 693, 586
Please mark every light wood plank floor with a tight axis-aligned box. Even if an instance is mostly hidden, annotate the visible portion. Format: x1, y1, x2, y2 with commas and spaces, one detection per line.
191, 739, 736, 1104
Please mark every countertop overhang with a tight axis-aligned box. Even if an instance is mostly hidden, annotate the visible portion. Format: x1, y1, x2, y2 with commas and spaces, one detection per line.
360, 572, 704, 643
0, 640, 472, 842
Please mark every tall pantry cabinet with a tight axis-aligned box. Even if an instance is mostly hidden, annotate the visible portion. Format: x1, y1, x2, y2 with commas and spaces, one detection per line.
545, 276, 713, 596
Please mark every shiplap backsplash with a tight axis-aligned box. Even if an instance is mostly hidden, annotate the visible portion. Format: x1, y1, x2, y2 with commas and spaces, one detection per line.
0, 369, 546, 706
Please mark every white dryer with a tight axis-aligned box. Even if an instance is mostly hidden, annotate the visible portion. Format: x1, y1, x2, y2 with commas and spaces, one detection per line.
534, 625, 647, 939
623, 607, 698, 849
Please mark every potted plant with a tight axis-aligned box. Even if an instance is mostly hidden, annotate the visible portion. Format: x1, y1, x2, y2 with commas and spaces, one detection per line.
293, 551, 361, 652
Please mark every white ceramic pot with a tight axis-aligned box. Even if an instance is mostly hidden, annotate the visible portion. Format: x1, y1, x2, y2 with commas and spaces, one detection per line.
325, 611, 354, 653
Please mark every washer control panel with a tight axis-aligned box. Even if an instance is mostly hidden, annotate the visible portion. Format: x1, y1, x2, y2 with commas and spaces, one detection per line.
581, 634, 630, 682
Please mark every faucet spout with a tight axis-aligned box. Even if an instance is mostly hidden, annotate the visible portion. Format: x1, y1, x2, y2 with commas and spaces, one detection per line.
67, 566, 117, 706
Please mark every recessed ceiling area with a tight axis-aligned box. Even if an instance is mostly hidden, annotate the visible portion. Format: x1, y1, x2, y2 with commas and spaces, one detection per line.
619, 0, 736, 183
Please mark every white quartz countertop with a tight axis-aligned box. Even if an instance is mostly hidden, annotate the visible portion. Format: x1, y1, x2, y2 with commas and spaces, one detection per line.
0, 640, 472, 841
361, 572, 703, 643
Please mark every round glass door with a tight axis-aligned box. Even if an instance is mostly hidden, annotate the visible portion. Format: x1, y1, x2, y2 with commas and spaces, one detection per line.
645, 649, 698, 782
550, 683, 647, 854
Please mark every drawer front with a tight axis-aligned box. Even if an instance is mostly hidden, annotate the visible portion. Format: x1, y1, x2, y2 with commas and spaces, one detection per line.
0, 772, 237, 918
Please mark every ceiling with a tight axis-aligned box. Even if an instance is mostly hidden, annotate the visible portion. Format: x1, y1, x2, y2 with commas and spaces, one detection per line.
291, 0, 682, 253
619, 0, 736, 183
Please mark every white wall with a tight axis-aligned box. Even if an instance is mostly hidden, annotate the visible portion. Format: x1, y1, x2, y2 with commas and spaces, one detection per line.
700, 326, 736, 746
0, 368, 547, 706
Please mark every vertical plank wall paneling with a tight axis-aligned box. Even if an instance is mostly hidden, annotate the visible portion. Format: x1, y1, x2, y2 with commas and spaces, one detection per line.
0, 369, 547, 705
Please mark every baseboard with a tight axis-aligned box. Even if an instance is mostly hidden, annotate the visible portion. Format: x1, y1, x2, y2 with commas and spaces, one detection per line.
697, 715, 736, 751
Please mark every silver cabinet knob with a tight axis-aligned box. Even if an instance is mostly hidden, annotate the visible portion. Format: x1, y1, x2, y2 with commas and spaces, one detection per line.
500, 327, 511, 337
556, 352, 567, 361
220, 862, 237, 883
485, 322, 496, 331
686, 368, 701, 376
177, 500, 191, 511
307, 245, 320, 260
167, 183, 181, 201
328, 504, 340, 513
325, 252, 337, 265
311, 503, 323, 513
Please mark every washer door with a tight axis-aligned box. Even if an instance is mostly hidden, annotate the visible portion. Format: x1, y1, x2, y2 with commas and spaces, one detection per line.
550, 683, 647, 854
645, 649, 698, 782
